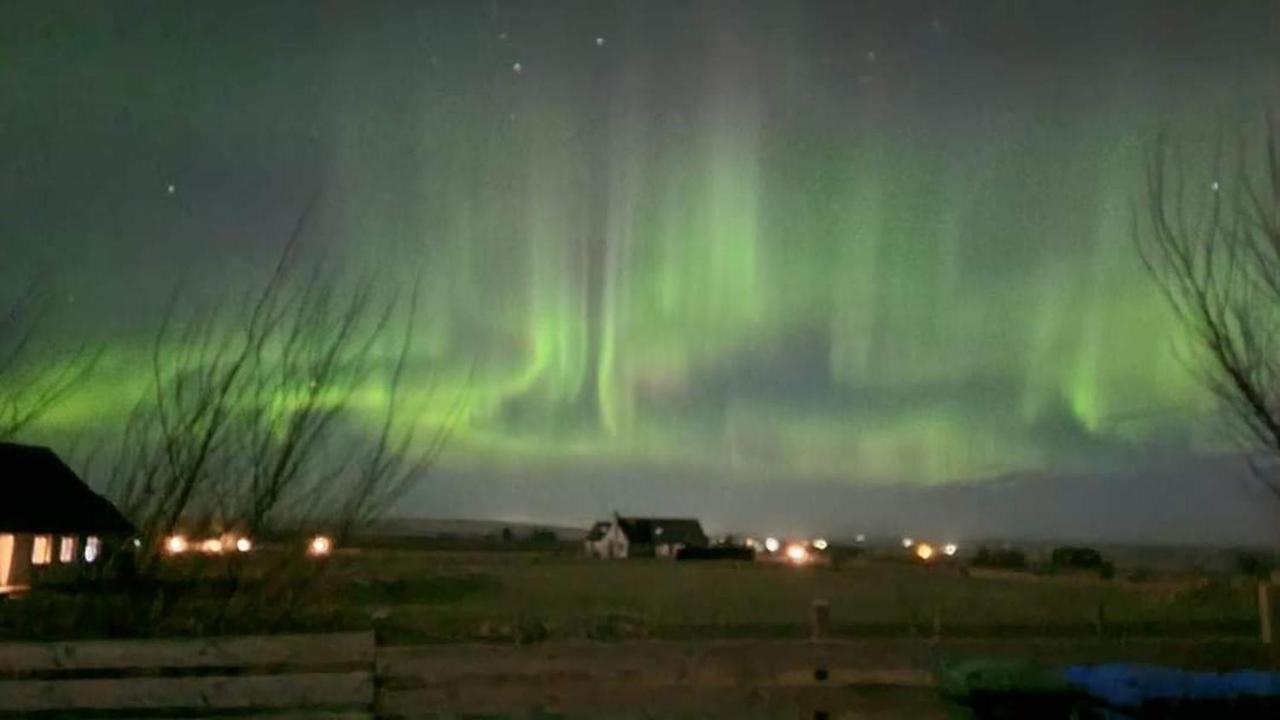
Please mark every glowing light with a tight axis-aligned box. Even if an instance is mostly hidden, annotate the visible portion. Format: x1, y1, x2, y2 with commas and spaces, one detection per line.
84, 536, 101, 563
308, 535, 333, 557
512, 62, 522, 74
595, 37, 605, 47
785, 544, 808, 564
132, 538, 142, 548
902, 537, 914, 548
764, 537, 780, 553
915, 543, 935, 561
943, 543, 958, 556
165, 535, 188, 555
812, 538, 829, 550
855, 534, 866, 543
200, 538, 223, 554
235, 537, 253, 553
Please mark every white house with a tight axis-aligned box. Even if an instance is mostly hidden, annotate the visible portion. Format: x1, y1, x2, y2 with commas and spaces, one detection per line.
584, 513, 708, 559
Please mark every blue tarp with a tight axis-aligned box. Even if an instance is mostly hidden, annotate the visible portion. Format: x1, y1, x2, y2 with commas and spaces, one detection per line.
940, 659, 1280, 718
1064, 663, 1280, 708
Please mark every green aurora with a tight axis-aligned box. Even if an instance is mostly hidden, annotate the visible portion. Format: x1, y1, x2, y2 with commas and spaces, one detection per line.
5, 1, 1279, 508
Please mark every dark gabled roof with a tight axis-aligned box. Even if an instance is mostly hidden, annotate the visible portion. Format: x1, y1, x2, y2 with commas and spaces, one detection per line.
0, 443, 135, 535
616, 516, 707, 547
585, 521, 611, 541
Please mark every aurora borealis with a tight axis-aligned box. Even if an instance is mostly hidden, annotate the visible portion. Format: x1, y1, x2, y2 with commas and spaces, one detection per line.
5, 1, 1280, 542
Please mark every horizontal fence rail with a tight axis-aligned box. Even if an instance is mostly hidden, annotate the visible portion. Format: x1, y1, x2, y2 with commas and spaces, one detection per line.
0, 631, 376, 718
4, 632, 1280, 718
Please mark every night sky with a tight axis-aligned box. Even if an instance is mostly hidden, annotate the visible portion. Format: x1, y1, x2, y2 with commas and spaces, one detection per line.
5, 1, 1280, 543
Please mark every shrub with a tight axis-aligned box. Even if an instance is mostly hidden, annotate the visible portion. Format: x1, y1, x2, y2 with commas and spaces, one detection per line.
971, 546, 1027, 570
1050, 546, 1107, 572
1235, 552, 1274, 579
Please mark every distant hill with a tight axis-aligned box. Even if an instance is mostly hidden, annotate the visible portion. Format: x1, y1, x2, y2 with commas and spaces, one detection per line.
362, 517, 587, 541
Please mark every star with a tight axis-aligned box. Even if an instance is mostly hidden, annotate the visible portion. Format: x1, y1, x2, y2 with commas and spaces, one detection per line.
1210, 180, 1220, 192
166, 184, 176, 194
866, 50, 878, 63
498, 32, 508, 41
512, 61, 522, 73
595, 37, 605, 47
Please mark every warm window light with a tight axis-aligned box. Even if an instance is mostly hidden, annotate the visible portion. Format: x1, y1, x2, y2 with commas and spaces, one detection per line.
785, 544, 809, 564
84, 536, 101, 563
902, 537, 914, 548
915, 543, 935, 561
31, 535, 52, 565
943, 543, 958, 557
235, 537, 252, 553
812, 538, 829, 551
165, 535, 188, 555
764, 537, 780, 553
308, 535, 333, 557
59, 536, 77, 563
200, 538, 223, 554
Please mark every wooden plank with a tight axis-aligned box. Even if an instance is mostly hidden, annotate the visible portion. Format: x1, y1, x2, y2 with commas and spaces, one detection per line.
0, 632, 374, 674
160, 713, 372, 720
158, 707, 371, 712
775, 667, 934, 687
377, 641, 936, 688
0, 671, 373, 712
378, 685, 950, 720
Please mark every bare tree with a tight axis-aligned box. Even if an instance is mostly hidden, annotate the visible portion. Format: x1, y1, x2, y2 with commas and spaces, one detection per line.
1139, 111, 1280, 493
0, 284, 99, 441
105, 208, 463, 562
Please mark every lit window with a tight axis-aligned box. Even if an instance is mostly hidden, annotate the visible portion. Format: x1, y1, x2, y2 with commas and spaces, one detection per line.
31, 536, 53, 565
59, 536, 77, 563
84, 536, 101, 563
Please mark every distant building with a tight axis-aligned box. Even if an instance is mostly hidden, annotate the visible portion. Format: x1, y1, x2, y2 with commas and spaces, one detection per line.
583, 521, 612, 556
584, 512, 708, 559
0, 443, 135, 594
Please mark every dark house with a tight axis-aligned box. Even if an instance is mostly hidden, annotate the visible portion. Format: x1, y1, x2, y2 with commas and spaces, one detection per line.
584, 512, 708, 559
0, 442, 135, 593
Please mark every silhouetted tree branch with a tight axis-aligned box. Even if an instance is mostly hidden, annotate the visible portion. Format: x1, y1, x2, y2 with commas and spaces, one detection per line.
1139, 111, 1280, 495
0, 284, 99, 440
105, 200, 464, 565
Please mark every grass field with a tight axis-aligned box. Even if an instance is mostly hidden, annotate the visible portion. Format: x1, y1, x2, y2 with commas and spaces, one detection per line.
332, 548, 1260, 645
0, 546, 1263, 643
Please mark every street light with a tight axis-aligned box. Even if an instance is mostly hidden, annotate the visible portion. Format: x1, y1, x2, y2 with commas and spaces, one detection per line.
308, 535, 333, 557
165, 535, 188, 555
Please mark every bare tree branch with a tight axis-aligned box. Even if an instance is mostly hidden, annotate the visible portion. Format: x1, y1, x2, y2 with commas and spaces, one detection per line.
0, 284, 100, 440
105, 197, 465, 567
1139, 111, 1280, 497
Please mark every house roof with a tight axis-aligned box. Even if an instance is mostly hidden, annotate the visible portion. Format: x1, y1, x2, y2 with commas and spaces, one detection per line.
585, 521, 611, 541
0, 442, 135, 535
616, 516, 707, 547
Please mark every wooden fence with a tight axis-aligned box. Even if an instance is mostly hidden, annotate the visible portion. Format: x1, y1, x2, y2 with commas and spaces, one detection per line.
5, 632, 1280, 719
0, 632, 375, 718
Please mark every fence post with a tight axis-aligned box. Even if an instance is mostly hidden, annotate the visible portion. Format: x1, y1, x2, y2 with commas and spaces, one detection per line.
810, 599, 830, 641
1260, 581, 1273, 645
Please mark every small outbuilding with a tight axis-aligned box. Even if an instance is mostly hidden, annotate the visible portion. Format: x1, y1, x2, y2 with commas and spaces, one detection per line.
0, 442, 135, 594
584, 512, 708, 559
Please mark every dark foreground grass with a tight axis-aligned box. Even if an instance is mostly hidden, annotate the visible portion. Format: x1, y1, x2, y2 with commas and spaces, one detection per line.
0, 547, 1263, 643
